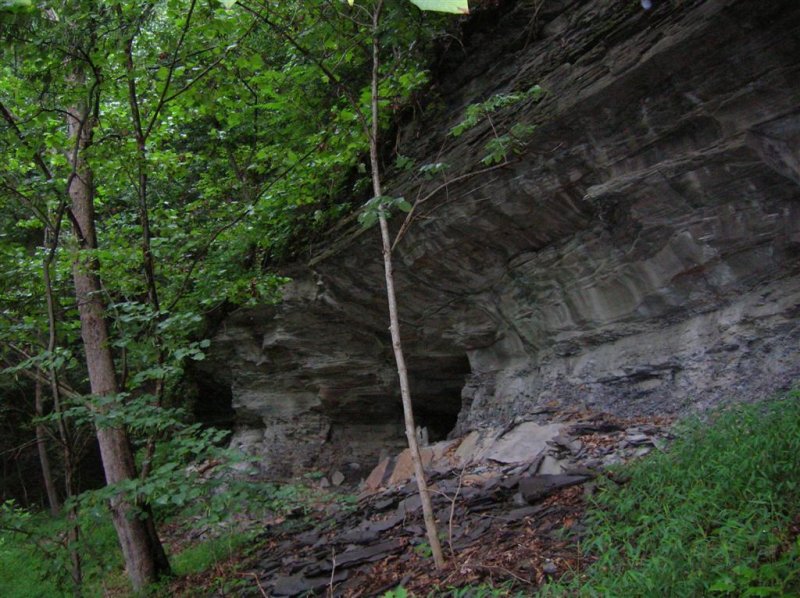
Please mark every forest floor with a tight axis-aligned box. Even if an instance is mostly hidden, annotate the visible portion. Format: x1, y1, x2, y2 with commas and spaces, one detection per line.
8, 396, 791, 597
156, 396, 800, 597
161, 479, 590, 597
160, 411, 675, 597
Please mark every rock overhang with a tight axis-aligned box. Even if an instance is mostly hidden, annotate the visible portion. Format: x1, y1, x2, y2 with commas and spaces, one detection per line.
196, 0, 800, 477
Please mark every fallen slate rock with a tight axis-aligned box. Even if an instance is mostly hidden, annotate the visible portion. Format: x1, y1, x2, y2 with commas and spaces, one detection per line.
333, 538, 406, 569
388, 446, 435, 485
538, 455, 566, 475
404, 524, 424, 537
295, 530, 320, 547
518, 474, 591, 503
625, 433, 653, 446
338, 514, 403, 544
364, 457, 392, 491
371, 496, 397, 512
258, 557, 282, 574
568, 420, 623, 435
550, 434, 583, 454
497, 504, 548, 522
485, 422, 563, 464
286, 558, 318, 575
254, 412, 676, 595
303, 538, 406, 579
560, 464, 597, 477
451, 519, 493, 550
397, 494, 422, 516
271, 570, 348, 596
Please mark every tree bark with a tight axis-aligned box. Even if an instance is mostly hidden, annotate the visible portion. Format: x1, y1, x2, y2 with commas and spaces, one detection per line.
34, 379, 61, 516
66, 101, 170, 591
367, 1, 445, 570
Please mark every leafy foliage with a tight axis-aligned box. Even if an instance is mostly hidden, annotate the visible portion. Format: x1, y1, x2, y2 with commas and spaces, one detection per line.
481, 123, 537, 165
450, 85, 543, 137
358, 195, 413, 229
0, 500, 123, 595
448, 85, 543, 165
349, 0, 470, 14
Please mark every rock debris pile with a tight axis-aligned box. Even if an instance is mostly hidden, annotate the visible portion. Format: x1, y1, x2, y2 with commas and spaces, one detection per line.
253, 411, 673, 596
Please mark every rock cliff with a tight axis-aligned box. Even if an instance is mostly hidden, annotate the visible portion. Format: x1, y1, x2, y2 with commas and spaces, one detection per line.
197, 0, 800, 477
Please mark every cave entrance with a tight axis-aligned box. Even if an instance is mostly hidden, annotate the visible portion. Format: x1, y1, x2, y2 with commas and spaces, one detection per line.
408, 353, 471, 442
191, 371, 236, 429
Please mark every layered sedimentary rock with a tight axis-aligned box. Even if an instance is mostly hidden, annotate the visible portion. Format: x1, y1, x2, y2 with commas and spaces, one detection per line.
197, 0, 800, 476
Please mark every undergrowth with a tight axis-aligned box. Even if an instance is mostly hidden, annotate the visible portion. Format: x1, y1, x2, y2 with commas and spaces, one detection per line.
170, 531, 253, 577
0, 510, 120, 598
6, 395, 800, 597
542, 392, 800, 596
0, 527, 62, 598
0, 478, 343, 597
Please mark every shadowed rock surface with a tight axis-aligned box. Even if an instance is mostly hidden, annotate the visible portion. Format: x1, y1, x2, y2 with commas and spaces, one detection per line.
197, 0, 800, 476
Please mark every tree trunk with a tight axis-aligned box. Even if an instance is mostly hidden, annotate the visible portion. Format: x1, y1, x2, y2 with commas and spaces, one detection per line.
34, 379, 61, 516
66, 102, 170, 591
367, 1, 445, 570
42, 227, 84, 588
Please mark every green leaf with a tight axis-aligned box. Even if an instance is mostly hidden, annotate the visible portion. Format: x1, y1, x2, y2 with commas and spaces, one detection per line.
709, 578, 736, 593
358, 211, 377, 229
743, 588, 781, 597
0, 0, 34, 13
408, 0, 469, 13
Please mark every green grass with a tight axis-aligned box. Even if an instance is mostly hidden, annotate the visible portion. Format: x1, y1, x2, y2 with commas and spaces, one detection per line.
0, 531, 63, 598
170, 530, 252, 576
0, 510, 256, 597
542, 392, 800, 597
0, 477, 339, 597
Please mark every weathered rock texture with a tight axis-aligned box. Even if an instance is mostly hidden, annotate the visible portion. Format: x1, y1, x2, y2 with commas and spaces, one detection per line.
198, 0, 800, 476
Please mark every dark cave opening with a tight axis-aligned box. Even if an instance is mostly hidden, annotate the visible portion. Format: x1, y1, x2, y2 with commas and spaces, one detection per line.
191, 371, 236, 429
413, 401, 462, 442
408, 353, 471, 442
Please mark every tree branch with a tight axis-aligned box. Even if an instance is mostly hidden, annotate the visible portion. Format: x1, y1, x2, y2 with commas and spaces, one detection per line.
144, 0, 198, 139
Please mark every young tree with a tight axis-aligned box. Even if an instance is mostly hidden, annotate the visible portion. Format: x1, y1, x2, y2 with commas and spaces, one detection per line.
343, 0, 469, 570
373, 4, 445, 567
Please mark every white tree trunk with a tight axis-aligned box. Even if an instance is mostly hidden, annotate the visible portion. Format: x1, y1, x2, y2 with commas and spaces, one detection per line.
368, 1, 445, 569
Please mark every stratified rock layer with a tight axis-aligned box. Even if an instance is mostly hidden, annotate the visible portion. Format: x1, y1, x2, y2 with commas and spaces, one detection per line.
199, 0, 800, 476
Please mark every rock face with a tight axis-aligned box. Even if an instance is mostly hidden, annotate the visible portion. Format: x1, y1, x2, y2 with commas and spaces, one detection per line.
198, 0, 800, 477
